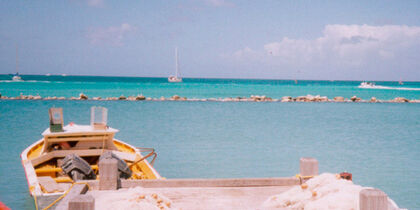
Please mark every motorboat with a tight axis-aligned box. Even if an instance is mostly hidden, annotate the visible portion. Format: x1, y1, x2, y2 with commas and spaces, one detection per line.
358, 82, 376, 88
21, 107, 161, 209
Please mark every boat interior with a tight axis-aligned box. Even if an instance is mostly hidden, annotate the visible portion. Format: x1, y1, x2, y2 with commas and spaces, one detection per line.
22, 107, 159, 194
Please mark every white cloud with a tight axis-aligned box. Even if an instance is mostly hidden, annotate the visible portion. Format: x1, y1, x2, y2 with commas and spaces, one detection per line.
206, 0, 235, 7
229, 24, 420, 76
232, 47, 259, 59
87, 23, 136, 46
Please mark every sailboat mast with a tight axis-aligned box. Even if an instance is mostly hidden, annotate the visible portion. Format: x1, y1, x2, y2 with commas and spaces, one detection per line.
175, 47, 178, 78
16, 44, 19, 74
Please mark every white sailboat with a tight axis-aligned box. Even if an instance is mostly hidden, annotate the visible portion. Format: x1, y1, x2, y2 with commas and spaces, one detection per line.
168, 47, 182, 83
12, 45, 23, 81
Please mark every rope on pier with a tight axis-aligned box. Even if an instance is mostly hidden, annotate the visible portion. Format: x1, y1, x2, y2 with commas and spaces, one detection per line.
129, 147, 157, 169
29, 186, 39, 210
295, 174, 315, 184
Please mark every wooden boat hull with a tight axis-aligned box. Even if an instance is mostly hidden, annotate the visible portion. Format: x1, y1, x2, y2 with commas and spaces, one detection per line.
21, 137, 161, 208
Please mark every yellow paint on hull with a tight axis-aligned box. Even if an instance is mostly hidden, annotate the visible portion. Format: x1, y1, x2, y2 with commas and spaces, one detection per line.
27, 139, 159, 183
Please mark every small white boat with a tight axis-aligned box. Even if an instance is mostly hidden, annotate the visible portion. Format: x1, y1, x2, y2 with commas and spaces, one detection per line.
12, 73, 23, 81
168, 47, 182, 83
358, 82, 375, 88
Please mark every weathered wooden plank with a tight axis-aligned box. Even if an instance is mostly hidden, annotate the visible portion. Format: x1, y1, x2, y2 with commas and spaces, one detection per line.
121, 177, 299, 188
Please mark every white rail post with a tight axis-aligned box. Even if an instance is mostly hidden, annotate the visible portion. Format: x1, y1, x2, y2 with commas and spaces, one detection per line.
99, 158, 119, 190
300, 157, 318, 177
359, 189, 388, 210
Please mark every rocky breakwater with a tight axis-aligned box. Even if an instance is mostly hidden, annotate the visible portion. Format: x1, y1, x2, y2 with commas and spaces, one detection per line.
0, 92, 419, 103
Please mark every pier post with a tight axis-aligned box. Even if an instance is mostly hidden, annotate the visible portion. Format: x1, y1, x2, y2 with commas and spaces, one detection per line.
99, 158, 119, 190
359, 189, 388, 210
68, 195, 95, 210
299, 157, 318, 177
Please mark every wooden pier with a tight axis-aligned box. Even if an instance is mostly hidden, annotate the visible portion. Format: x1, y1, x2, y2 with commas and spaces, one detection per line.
43, 157, 398, 210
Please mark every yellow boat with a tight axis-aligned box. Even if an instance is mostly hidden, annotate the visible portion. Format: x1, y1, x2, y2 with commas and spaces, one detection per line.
21, 107, 161, 209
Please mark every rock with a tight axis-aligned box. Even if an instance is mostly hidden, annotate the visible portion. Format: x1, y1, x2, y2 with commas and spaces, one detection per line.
370, 97, 377, 103
33, 95, 42, 100
391, 97, 409, 103
118, 95, 126, 100
223, 97, 233, 102
409, 99, 420, 103
160, 96, 166, 101
306, 95, 315, 102
146, 97, 152, 101
294, 96, 307, 102
281, 96, 292, 102
180, 97, 187, 101
92, 97, 101, 100
318, 96, 329, 102
350, 96, 361, 102
135, 95, 146, 100
79, 93, 88, 100
171, 95, 180, 100
333, 96, 344, 102
127, 96, 136, 101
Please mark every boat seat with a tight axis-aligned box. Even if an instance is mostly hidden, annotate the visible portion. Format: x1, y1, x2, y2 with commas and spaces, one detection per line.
38, 176, 66, 193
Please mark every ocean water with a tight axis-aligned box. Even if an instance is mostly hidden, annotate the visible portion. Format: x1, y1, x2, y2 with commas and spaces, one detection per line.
0, 76, 419, 209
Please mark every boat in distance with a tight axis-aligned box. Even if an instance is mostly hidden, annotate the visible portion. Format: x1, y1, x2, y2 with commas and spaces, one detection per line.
168, 47, 182, 83
12, 45, 23, 81
358, 81, 375, 88
21, 107, 161, 209
12, 72, 23, 81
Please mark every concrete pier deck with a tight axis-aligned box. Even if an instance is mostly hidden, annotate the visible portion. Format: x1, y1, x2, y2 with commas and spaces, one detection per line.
92, 185, 292, 210
86, 177, 300, 210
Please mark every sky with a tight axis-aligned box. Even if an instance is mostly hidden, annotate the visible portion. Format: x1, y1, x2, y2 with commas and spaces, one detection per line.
1, 0, 420, 81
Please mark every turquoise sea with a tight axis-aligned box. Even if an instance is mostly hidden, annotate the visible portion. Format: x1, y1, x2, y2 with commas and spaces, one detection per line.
0, 75, 419, 209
